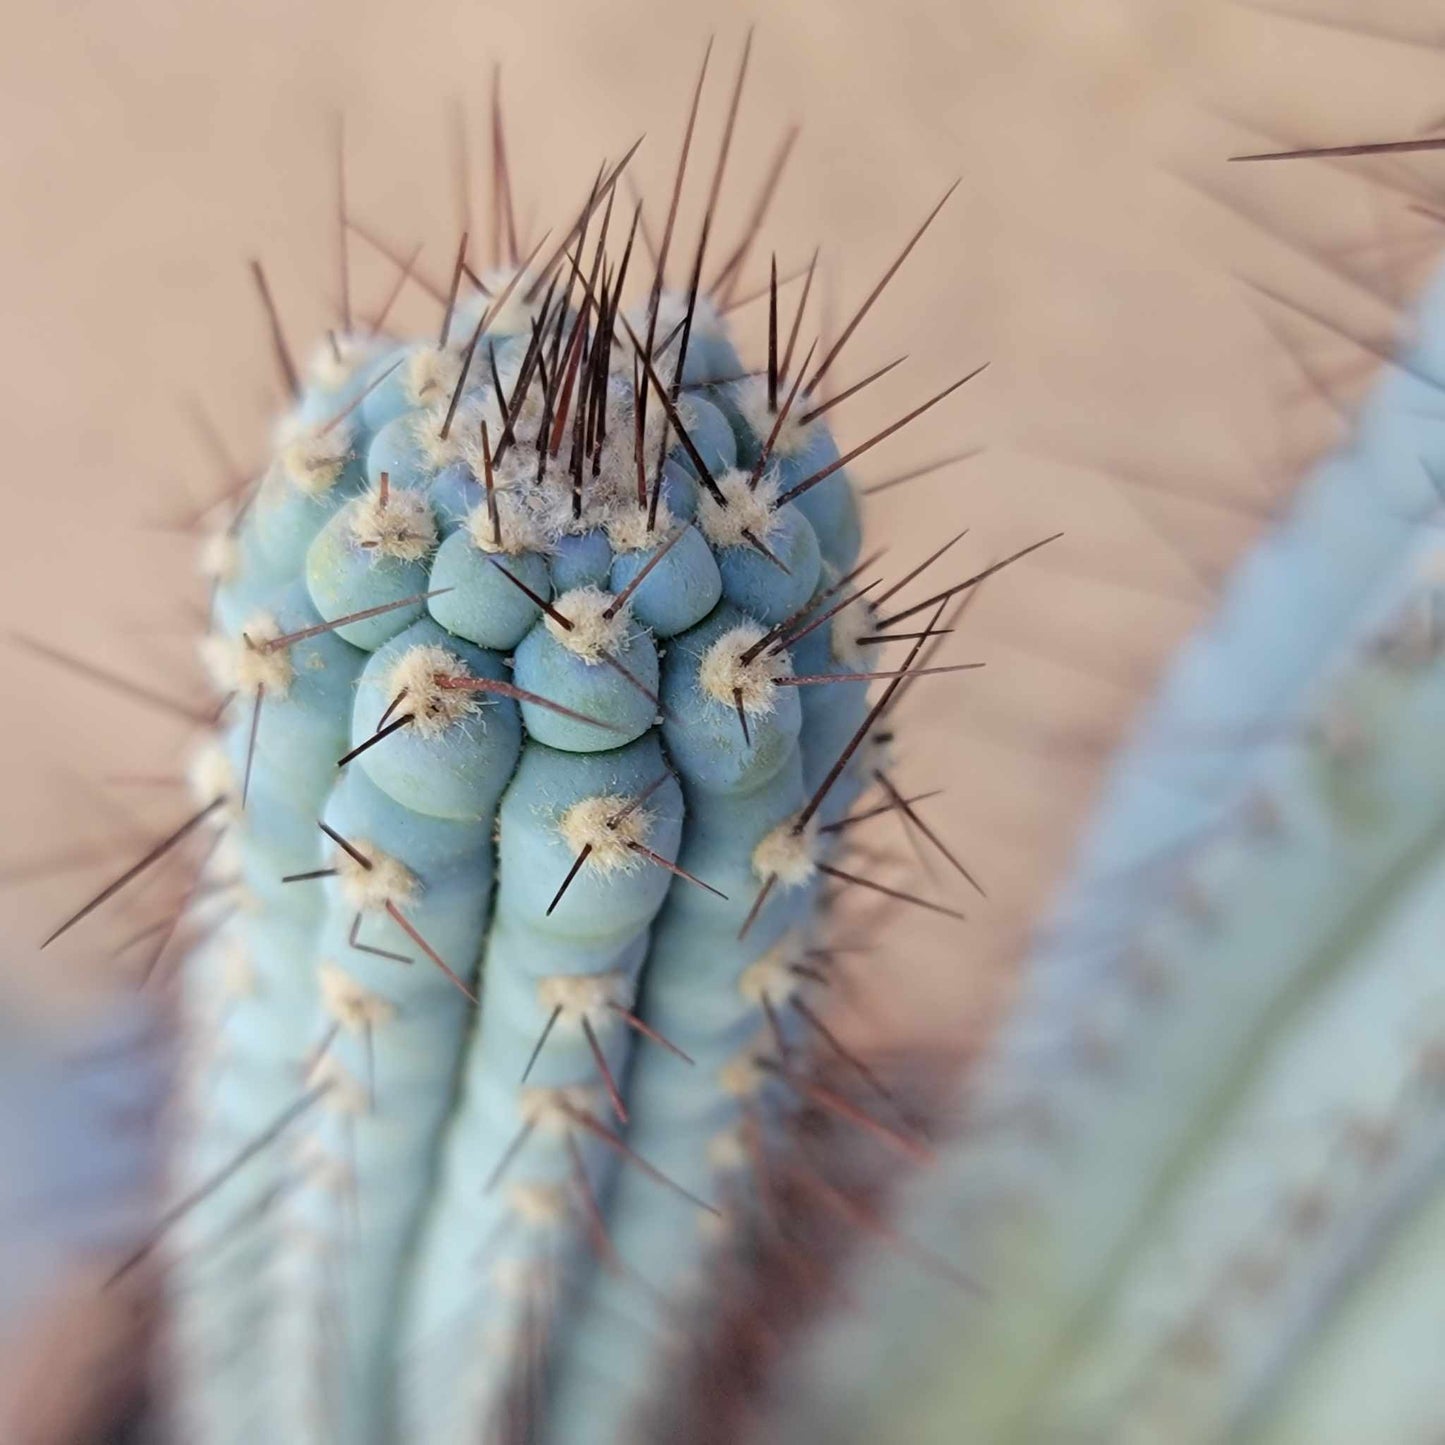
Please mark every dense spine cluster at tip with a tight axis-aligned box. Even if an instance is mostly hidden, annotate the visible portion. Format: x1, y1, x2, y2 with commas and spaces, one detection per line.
14, 37, 1023, 1445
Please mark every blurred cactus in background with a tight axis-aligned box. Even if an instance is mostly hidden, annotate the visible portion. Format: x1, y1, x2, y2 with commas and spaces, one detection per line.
773, 219, 1445, 1444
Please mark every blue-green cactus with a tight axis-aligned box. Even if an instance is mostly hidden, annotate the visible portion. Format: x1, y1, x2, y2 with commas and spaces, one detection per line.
50, 54, 1005, 1445
772, 260, 1445, 1445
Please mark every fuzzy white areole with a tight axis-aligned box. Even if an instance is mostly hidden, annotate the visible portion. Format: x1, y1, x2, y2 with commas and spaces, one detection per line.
556, 794, 652, 875
698, 622, 792, 715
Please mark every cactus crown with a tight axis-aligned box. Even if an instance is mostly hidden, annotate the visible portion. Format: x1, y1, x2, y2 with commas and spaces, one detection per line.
28, 36, 1039, 1445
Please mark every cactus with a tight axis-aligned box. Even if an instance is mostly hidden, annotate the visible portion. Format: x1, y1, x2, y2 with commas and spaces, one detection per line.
772, 238, 1445, 1441
30, 41, 1025, 1445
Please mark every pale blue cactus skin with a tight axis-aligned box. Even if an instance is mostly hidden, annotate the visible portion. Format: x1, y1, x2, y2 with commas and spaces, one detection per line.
173, 255, 889, 1445
775, 264, 1445, 1445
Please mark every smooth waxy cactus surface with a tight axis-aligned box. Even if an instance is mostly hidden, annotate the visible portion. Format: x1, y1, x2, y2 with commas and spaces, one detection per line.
132, 63, 1002, 1445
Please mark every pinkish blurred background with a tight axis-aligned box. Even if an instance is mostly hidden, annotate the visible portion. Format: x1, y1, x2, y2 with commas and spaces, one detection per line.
4, 0, 1442, 1040
2, 0, 1442, 1431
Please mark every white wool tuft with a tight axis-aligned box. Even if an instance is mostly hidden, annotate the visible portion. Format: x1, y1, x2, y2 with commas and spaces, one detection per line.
738, 930, 808, 1003
203, 614, 295, 697
409, 397, 475, 471
694, 468, 783, 551
319, 963, 398, 1031
307, 1055, 369, 1116
404, 344, 464, 410
697, 623, 791, 714
275, 416, 356, 495
830, 594, 873, 668
475, 265, 545, 337
556, 794, 652, 874
465, 488, 551, 557
719, 1051, 767, 1099
385, 643, 483, 738
519, 1083, 603, 1136
751, 817, 817, 887
536, 971, 628, 1025
349, 485, 437, 561
546, 586, 629, 661
333, 837, 417, 911
198, 527, 240, 584
506, 1182, 569, 1228
304, 334, 379, 394
188, 742, 235, 811
605, 499, 673, 556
